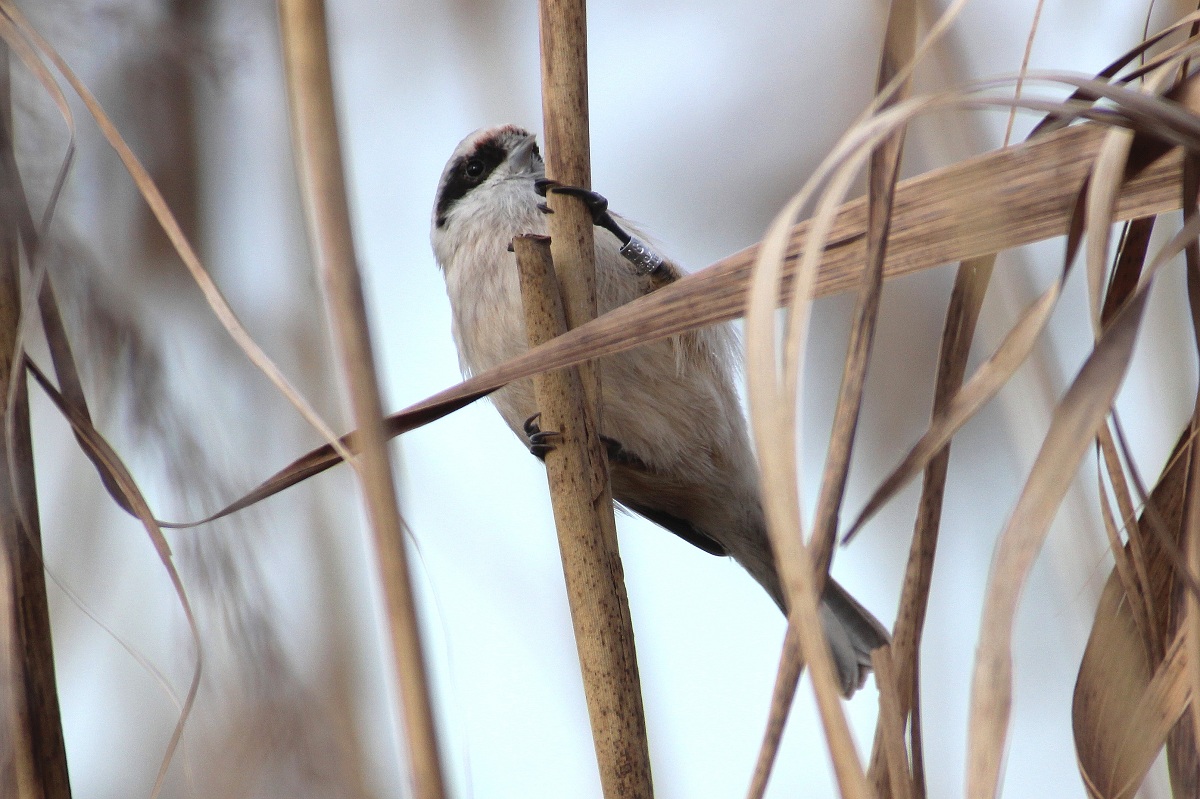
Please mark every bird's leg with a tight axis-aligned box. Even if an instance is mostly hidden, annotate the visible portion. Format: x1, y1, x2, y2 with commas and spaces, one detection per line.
534, 179, 666, 278
523, 412, 561, 460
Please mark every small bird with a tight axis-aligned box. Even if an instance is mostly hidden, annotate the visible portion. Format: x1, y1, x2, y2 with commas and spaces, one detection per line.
431, 124, 889, 696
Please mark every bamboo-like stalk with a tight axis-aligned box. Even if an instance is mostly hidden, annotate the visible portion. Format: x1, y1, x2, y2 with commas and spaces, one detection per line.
0, 41, 71, 799
535, 2, 653, 796
275, 2, 446, 797
537, 0, 598, 340
514, 235, 653, 798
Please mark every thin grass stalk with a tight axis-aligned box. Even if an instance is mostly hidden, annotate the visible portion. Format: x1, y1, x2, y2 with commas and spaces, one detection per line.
1095, 429, 1155, 663
810, 0, 915, 582
867, 254, 992, 799
0, 39, 71, 799
745, 629, 803, 799
536, 2, 653, 796
871, 647, 914, 799
275, 2, 446, 797
514, 235, 653, 798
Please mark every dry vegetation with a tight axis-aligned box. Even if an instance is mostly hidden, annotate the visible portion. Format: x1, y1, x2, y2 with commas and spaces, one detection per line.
5, 0, 1200, 797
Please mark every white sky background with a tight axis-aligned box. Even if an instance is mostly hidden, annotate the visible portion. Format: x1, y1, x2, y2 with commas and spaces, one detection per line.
17, 0, 1200, 797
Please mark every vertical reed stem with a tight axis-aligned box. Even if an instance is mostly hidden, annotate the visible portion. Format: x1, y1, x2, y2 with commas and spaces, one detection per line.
276, 2, 446, 796
0, 40, 72, 799
514, 235, 653, 798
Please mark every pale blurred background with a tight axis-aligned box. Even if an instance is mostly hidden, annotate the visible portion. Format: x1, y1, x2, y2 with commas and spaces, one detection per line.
12, 0, 1199, 796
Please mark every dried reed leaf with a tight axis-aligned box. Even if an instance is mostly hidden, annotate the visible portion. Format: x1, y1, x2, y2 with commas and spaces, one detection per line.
1086, 129, 1137, 335
0, 0, 355, 469
967, 182, 1200, 799
1075, 584, 1190, 799
25, 360, 201, 799
1028, 7, 1200, 141
1182, 146, 1200, 792
1135, 421, 1200, 794
969, 290, 1144, 797
846, 68, 1198, 543
843, 213, 1081, 542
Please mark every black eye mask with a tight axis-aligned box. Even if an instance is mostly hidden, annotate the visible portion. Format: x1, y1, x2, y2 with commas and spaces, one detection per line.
434, 141, 508, 228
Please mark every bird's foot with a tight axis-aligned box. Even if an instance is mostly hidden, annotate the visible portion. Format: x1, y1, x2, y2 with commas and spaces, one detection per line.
533, 179, 665, 277
523, 412, 561, 460
533, 179, 620, 236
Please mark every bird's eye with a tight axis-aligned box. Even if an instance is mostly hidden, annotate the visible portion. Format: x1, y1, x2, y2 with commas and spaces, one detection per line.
465, 158, 486, 179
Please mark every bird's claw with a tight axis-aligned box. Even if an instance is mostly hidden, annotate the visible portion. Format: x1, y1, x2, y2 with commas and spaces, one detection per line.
534, 179, 666, 278
534, 179, 618, 232
523, 412, 561, 460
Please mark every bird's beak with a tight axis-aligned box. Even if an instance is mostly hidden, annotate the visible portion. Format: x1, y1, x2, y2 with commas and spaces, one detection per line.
510, 135, 541, 175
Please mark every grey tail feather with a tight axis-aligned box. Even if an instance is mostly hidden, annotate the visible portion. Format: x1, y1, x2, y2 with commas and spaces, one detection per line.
766, 573, 891, 698
820, 577, 891, 697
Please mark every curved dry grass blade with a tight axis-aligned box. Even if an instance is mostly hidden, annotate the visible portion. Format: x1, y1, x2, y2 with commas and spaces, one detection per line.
859, 0, 968, 125
746, 167, 871, 799
0, 8, 93, 504
966, 195, 1200, 799
1111, 416, 1200, 606
1083, 63, 1180, 337
1085, 129, 1137, 335
1028, 11, 1200, 138
844, 66, 1188, 542
1096, 218, 1158, 662
1050, 71, 1200, 149
741, 48, 952, 799
0, 0, 355, 471
970, 290, 1145, 798
844, 197, 1086, 542
25, 359, 201, 799
1097, 419, 1199, 793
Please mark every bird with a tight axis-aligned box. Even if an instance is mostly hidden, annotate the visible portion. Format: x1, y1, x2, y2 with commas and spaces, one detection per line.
431, 124, 889, 696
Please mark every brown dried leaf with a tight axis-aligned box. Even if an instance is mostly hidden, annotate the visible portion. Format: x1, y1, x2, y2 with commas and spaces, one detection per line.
967, 188, 1200, 799
1074, 580, 1190, 798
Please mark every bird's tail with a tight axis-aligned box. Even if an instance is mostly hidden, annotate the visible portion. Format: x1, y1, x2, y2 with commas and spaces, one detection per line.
735, 542, 890, 697
818, 578, 891, 697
